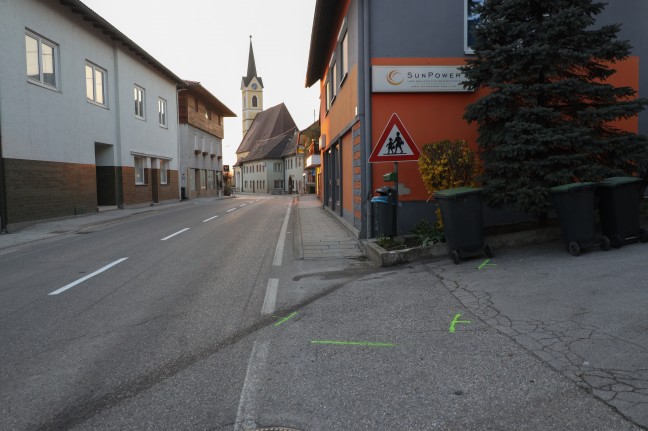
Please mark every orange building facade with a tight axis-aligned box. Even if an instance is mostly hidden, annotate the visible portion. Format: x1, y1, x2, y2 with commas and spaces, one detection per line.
306, 0, 647, 239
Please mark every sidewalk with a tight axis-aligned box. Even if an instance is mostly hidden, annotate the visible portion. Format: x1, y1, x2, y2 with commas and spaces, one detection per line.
295, 195, 364, 260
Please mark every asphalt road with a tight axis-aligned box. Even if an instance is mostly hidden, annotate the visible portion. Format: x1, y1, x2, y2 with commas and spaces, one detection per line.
1, 195, 646, 430
0, 196, 301, 430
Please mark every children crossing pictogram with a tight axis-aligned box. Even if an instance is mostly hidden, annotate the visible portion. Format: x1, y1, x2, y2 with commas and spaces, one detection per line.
369, 113, 421, 163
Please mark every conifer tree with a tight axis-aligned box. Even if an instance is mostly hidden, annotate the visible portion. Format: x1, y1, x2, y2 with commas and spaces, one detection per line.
463, 0, 648, 219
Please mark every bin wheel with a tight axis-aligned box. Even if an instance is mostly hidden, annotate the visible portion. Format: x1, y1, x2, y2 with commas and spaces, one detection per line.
639, 228, 648, 243
600, 236, 611, 251
568, 242, 581, 256
484, 244, 494, 258
450, 250, 461, 265
610, 234, 624, 249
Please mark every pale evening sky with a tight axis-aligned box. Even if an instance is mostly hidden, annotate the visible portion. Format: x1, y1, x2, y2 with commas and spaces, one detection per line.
80, 0, 320, 166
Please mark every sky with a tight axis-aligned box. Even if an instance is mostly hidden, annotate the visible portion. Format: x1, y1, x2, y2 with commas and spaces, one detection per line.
81, 0, 320, 167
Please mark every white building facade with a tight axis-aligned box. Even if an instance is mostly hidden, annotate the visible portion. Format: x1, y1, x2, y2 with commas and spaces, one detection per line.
0, 0, 184, 230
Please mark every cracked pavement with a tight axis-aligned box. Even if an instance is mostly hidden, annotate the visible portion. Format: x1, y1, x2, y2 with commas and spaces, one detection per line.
423, 240, 648, 428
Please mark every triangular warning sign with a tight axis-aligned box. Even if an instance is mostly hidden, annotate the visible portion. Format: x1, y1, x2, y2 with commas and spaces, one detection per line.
369, 113, 420, 163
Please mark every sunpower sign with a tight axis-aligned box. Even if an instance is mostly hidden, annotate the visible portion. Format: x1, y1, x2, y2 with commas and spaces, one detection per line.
369, 113, 420, 163
372, 66, 472, 93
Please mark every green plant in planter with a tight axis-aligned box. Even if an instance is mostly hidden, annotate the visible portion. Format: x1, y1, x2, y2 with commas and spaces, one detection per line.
412, 219, 444, 247
375, 235, 404, 251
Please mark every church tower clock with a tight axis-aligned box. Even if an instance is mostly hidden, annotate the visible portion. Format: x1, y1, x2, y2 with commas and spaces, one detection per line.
241, 36, 264, 137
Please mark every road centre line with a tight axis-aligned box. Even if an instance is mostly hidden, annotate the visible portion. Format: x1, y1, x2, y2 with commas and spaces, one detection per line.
49, 258, 128, 296
261, 278, 279, 315
203, 215, 219, 222
240, 204, 247, 207
161, 228, 190, 241
234, 340, 269, 431
272, 206, 291, 266
227, 208, 237, 213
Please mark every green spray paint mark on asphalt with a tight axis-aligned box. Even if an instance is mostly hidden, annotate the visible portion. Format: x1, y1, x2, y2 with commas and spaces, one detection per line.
477, 259, 497, 270
273, 312, 298, 327
449, 313, 471, 333
311, 340, 397, 348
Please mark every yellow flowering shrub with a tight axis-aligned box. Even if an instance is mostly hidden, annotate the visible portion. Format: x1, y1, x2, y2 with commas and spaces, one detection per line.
418, 139, 479, 195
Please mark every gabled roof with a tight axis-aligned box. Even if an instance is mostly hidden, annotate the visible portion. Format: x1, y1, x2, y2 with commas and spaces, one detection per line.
59, 0, 185, 86
282, 121, 319, 157
242, 38, 264, 88
305, 0, 346, 87
243, 130, 296, 163
183, 81, 236, 117
281, 130, 300, 158
236, 103, 298, 154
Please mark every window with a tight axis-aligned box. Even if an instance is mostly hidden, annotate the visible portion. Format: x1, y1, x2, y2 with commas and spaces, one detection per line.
332, 63, 338, 99
341, 31, 349, 80
465, 0, 484, 54
208, 170, 215, 189
85, 62, 106, 105
25, 31, 58, 88
252, 95, 258, 108
134, 157, 146, 185
201, 170, 207, 190
274, 162, 282, 172
158, 98, 167, 127
206, 109, 211, 120
134, 85, 145, 119
160, 160, 168, 184
325, 79, 332, 111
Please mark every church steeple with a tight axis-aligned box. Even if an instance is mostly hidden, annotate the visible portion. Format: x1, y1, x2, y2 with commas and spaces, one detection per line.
241, 36, 263, 137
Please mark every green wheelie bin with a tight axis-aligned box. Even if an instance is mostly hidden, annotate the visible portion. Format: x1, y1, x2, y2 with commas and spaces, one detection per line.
597, 177, 648, 248
435, 187, 493, 264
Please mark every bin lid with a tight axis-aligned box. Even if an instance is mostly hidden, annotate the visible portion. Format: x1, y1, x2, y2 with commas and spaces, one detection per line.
434, 186, 481, 199
371, 196, 389, 203
550, 182, 596, 193
598, 176, 642, 188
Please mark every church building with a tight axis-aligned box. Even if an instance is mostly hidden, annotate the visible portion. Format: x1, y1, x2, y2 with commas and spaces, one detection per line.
234, 38, 304, 194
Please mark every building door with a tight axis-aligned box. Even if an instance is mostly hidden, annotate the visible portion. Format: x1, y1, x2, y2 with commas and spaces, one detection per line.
328, 143, 340, 212
326, 148, 333, 209
94, 143, 117, 206
334, 143, 341, 214
151, 158, 159, 203
195, 169, 201, 196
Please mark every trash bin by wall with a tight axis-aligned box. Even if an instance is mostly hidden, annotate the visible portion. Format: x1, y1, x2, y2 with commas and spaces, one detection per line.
371, 186, 396, 237
435, 186, 492, 264
597, 176, 648, 247
550, 182, 610, 256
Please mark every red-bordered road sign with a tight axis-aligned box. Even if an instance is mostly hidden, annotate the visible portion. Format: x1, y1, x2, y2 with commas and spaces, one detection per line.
369, 113, 420, 163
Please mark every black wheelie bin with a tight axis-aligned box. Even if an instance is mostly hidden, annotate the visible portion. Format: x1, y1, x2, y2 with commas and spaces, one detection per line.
434, 186, 493, 264
550, 182, 610, 256
597, 176, 648, 248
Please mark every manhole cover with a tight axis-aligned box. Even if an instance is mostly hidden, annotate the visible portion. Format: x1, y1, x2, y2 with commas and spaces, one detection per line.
255, 428, 302, 431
